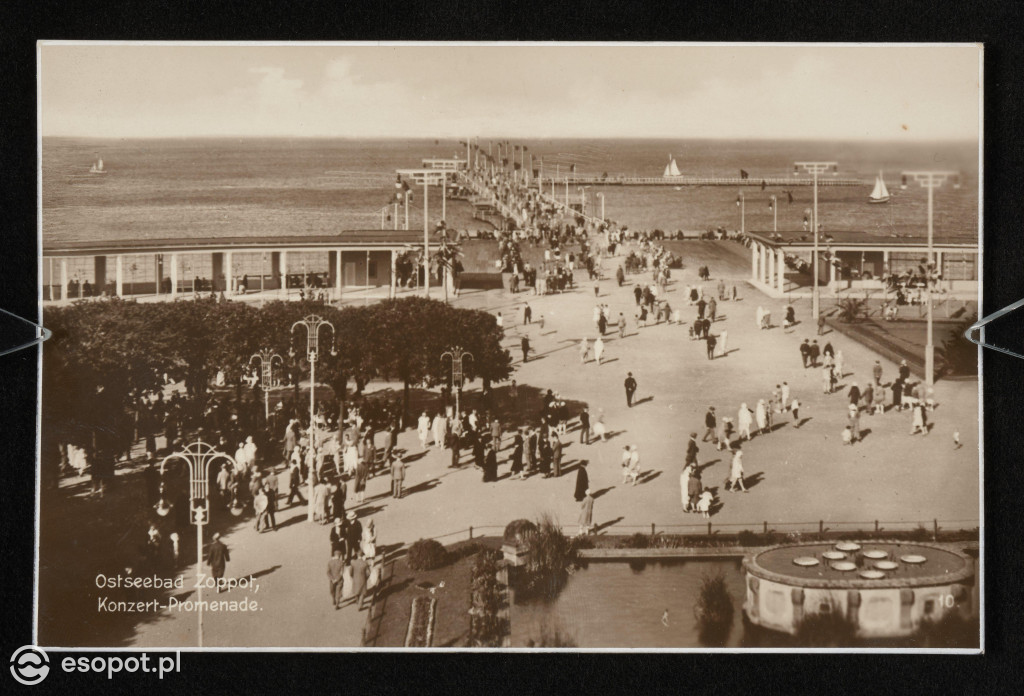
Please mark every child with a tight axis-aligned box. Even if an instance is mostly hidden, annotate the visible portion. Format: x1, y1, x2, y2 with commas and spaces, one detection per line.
841, 425, 853, 446
696, 488, 715, 519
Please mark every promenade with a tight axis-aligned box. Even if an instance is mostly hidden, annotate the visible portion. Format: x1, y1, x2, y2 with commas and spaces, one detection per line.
40, 237, 977, 649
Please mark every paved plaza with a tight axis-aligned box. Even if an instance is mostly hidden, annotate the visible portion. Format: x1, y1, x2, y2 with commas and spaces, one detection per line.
39, 239, 978, 648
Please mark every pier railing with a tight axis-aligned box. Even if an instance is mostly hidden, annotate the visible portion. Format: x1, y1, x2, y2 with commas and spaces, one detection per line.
418, 518, 979, 544
549, 176, 865, 187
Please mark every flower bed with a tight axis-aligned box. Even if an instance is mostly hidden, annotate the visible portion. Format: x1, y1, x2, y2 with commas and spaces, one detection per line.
405, 596, 436, 648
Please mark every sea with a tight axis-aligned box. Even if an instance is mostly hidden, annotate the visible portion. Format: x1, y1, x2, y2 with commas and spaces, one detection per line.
42, 137, 979, 282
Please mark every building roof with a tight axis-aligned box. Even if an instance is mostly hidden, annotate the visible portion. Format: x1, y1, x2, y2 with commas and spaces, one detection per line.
743, 542, 974, 590
43, 231, 437, 257
748, 231, 977, 250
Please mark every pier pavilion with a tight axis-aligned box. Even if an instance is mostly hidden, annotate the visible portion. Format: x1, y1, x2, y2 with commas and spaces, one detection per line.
744, 231, 979, 299
42, 231, 438, 302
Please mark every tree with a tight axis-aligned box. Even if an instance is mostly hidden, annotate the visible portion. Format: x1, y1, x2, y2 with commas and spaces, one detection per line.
835, 297, 869, 323
937, 313, 979, 377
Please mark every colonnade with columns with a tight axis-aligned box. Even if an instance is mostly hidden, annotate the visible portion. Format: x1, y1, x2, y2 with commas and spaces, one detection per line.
750, 240, 787, 295
47, 247, 407, 303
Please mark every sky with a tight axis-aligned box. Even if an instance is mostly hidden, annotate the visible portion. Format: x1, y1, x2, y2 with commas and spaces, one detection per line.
39, 43, 981, 141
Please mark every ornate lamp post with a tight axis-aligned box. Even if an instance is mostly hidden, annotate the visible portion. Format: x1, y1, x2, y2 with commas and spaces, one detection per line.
794, 161, 839, 320
290, 315, 336, 522
900, 170, 960, 387
249, 349, 283, 422
441, 346, 474, 417
154, 440, 236, 647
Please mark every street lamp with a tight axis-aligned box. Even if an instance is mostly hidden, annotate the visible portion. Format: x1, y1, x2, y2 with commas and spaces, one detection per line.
441, 346, 474, 417
736, 192, 745, 235
290, 314, 337, 522
794, 161, 839, 321
155, 439, 236, 647
768, 195, 778, 234
900, 170, 960, 387
249, 349, 284, 422
596, 192, 606, 222
577, 186, 589, 217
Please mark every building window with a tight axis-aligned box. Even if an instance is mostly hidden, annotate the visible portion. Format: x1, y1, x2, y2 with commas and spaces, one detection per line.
368, 261, 378, 278
942, 253, 976, 281
924, 599, 935, 615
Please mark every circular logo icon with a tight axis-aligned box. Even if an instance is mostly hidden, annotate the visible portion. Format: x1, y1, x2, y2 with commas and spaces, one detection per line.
10, 646, 49, 685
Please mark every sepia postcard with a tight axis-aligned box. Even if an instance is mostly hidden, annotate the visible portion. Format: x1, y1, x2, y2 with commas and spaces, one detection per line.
31, 41, 982, 655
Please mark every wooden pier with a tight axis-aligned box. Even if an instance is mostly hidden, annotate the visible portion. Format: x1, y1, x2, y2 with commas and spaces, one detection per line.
543, 176, 865, 187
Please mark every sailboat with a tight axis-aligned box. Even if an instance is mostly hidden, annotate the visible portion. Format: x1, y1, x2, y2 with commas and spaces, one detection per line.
89, 157, 106, 174
868, 170, 889, 204
663, 155, 682, 178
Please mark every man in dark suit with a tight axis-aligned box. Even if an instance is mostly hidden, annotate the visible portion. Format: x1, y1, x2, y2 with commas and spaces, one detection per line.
207, 533, 230, 592
799, 339, 811, 368
686, 433, 700, 466
702, 407, 718, 443
329, 518, 347, 557
624, 372, 638, 407
344, 511, 362, 562
327, 549, 345, 609
578, 407, 591, 445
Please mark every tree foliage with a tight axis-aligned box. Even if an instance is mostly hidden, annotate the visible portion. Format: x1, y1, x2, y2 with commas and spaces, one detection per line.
42, 296, 512, 454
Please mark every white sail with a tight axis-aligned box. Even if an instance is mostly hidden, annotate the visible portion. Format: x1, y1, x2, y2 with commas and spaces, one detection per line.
869, 170, 889, 203
89, 157, 106, 174
669, 158, 681, 177
663, 162, 672, 177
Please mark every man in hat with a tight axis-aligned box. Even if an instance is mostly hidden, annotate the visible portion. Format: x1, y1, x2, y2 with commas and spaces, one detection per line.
329, 517, 347, 557
624, 372, 637, 407
872, 360, 884, 386
344, 511, 362, 562
390, 453, 405, 498
702, 407, 718, 443
207, 533, 230, 591
685, 433, 700, 467
327, 548, 345, 609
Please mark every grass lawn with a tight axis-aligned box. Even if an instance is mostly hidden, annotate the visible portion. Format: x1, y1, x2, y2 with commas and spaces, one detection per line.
367, 537, 503, 647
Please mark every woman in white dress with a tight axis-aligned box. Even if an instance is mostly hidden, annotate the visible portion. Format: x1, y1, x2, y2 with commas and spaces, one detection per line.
737, 403, 753, 441
579, 337, 590, 364
342, 437, 359, 476
728, 448, 747, 492
593, 336, 605, 365
417, 412, 431, 449
755, 400, 768, 436
432, 413, 447, 450
360, 519, 377, 558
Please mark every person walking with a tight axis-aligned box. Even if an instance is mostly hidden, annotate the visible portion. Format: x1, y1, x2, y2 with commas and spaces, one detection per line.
618, 312, 627, 339
685, 432, 700, 466
551, 434, 563, 478
872, 360, 883, 386
708, 297, 717, 322
737, 403, 753, 441
848, 382, 861, 408
593, 336, 605, 365
727, 447, 748, 492
800, 339, 811, 368
791, 398, 802, 427
809, 340, 821, 367
578, 406, 591, 445
910, 402, 928, 435
706, 333, 717, 360
417, 412, 431, 450
328, 548, 345, 609
523, 303, 532, 325
521, 334, 531, 364
781, 382, 791, 411
579, 337, 590, 364
574, 460, 590, 501
755, 400, 768, 436
848, 403, 861, 442
702, 407, 718, 443
578, 489, 595, 536
390, 453, 405, 498
510, 431, 525, 479
817, 313, 826, 336
624, 372, 637, 407
207, 533, 230, 592
348, 553, 370, 610
823, 365, 833, 394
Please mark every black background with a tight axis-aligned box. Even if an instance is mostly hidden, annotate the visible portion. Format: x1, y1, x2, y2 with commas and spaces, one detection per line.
1, 2, 1021, 693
